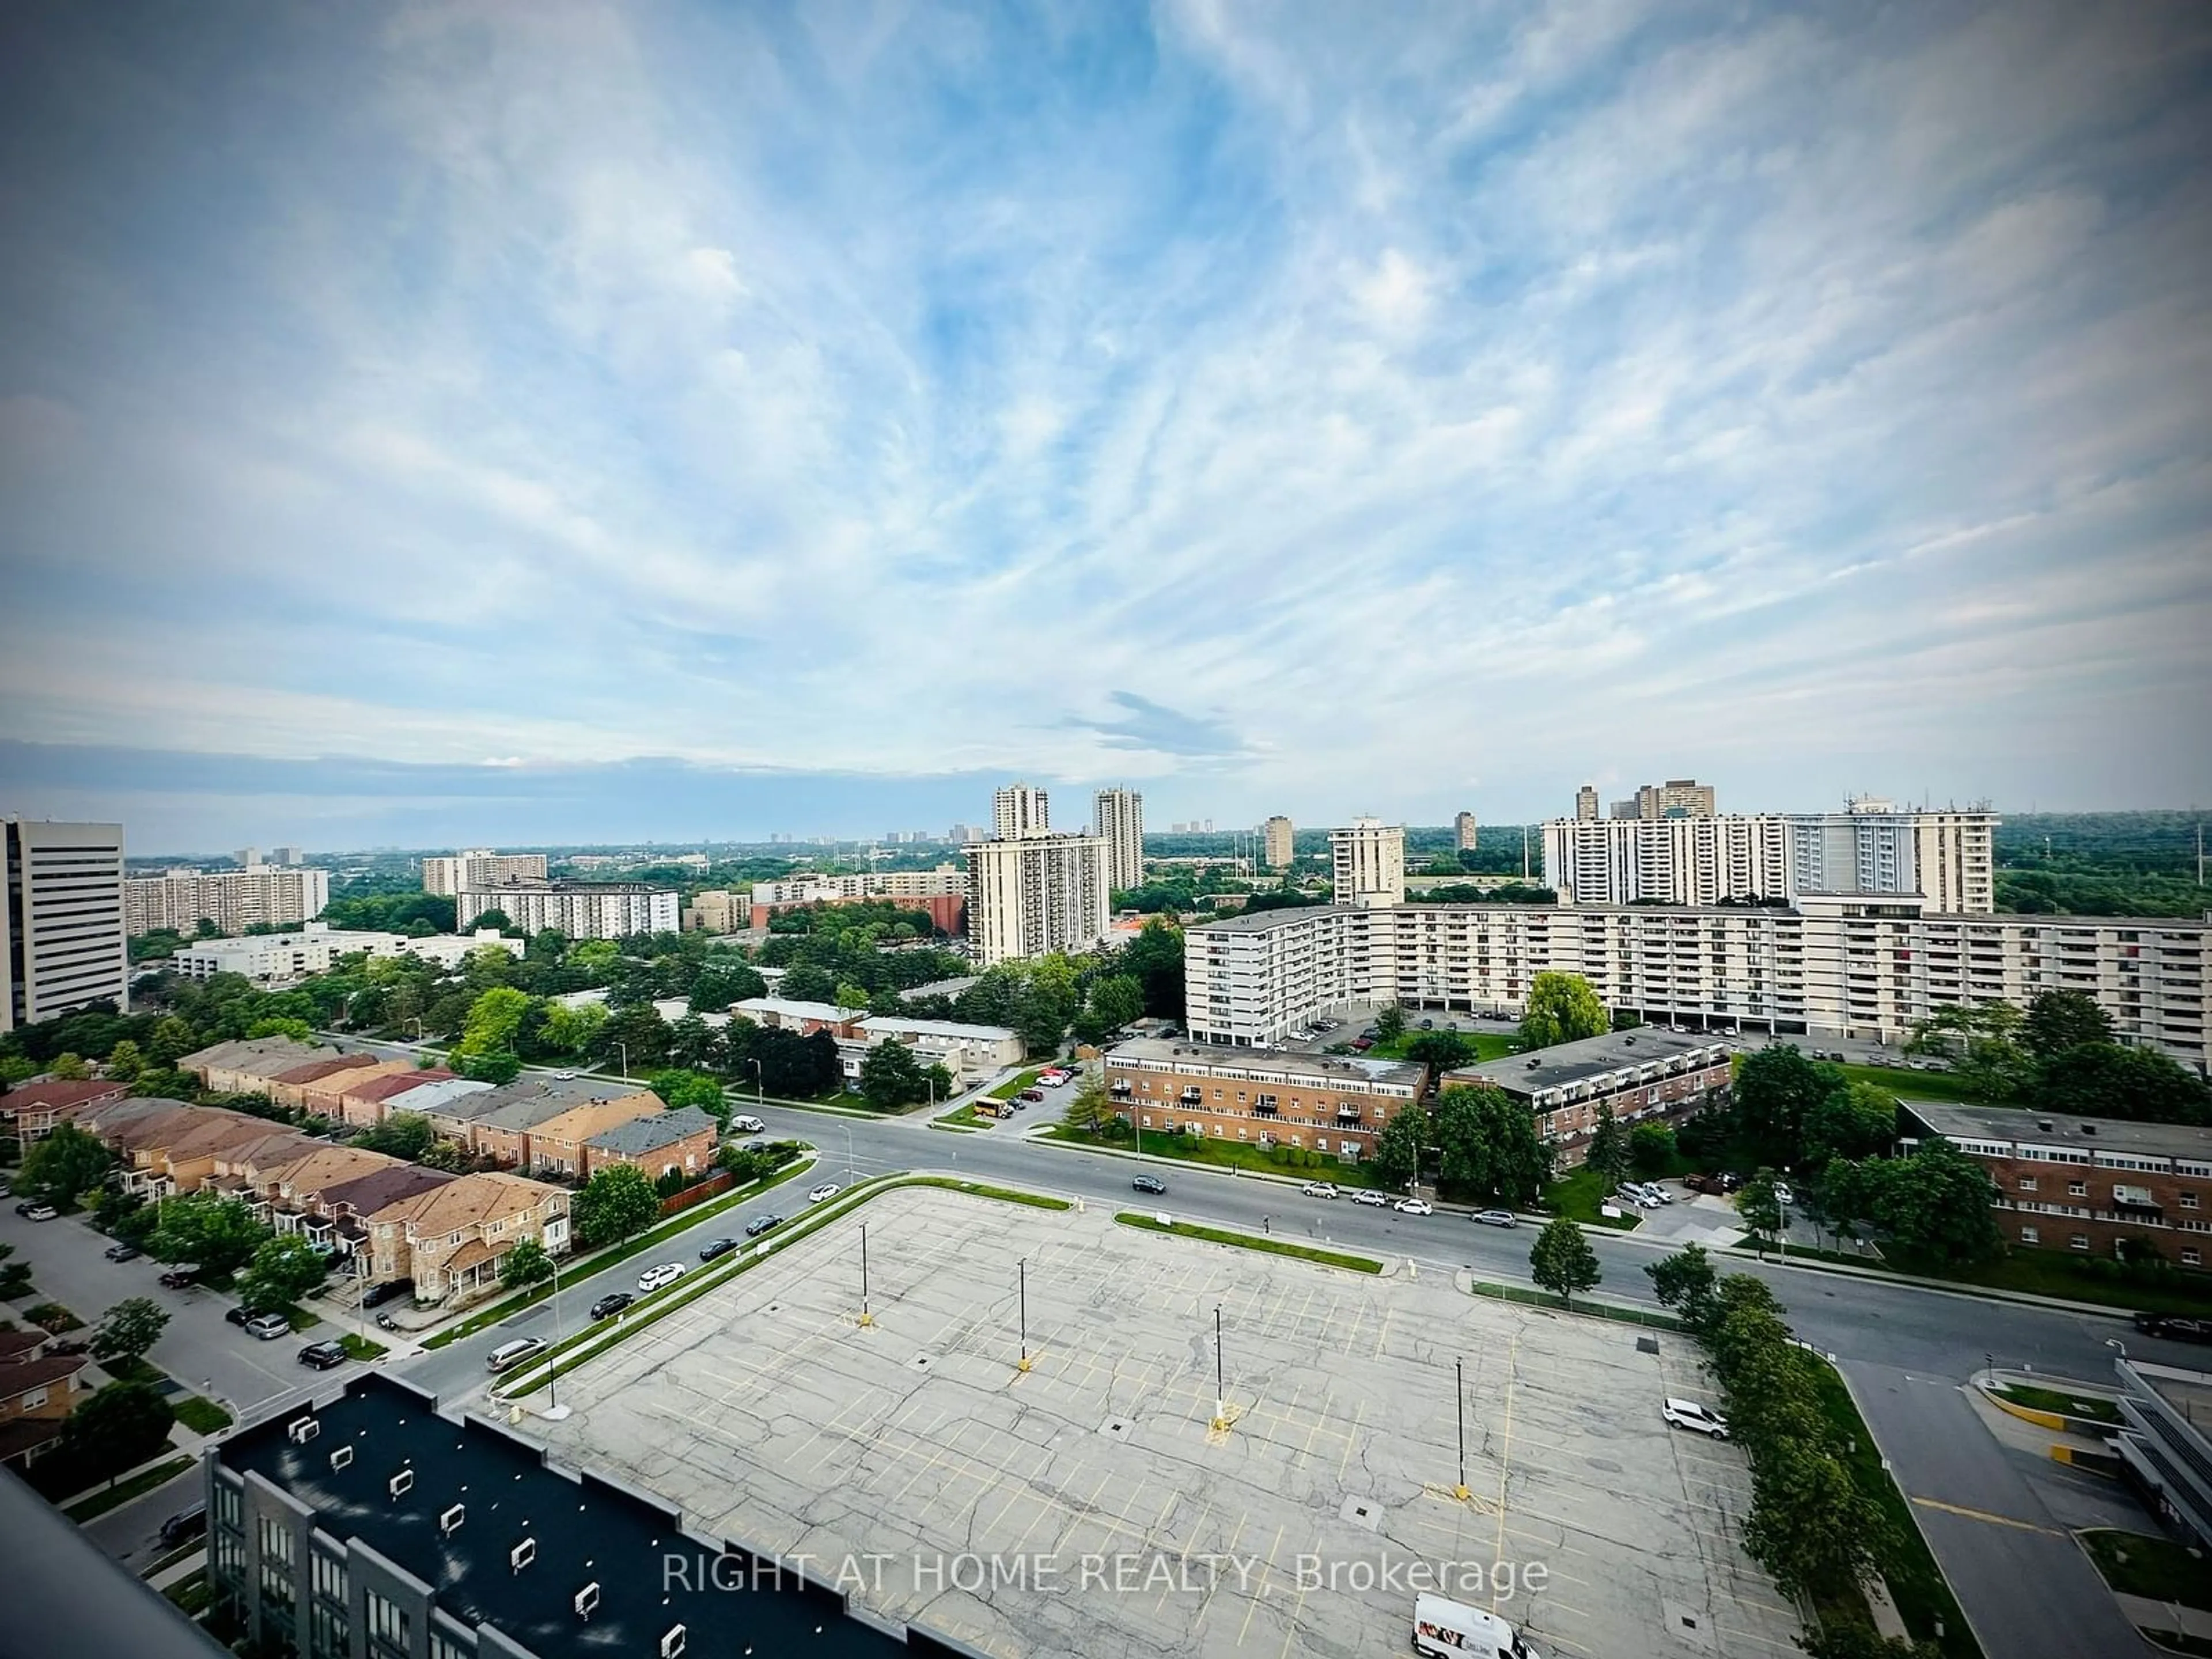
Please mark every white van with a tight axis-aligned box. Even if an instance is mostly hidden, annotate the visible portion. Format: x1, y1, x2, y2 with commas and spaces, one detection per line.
1413, 1594, 1541, 1658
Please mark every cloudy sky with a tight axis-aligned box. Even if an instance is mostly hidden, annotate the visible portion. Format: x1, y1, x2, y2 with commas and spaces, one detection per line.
2, 1, 2208, 853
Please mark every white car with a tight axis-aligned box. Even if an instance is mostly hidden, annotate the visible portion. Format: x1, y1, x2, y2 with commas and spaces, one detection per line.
808, 1183, 841, 1205
1350, 1191, 1389, 1207
1642, 1183, 1674, 1205
1393, 1199, 1434, 1217
1300, 1181, 1339, 1200
552, 1070, 577, 1081
636, 1262, 685, 1293
730, 1114, 765, 1134
1662, 1399, 1730, 1439
1471, 1209, 1518, 1229
487, 1336, 548, 1373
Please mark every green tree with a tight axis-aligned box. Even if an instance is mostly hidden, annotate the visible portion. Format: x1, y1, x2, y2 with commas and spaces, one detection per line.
1403, 1029, 1475, 1070
454, 986, 534, 1058
1374, 1003, 1408, 1044
16, 1123, 116, 1210
457, 1049, 522, 1085
1907, 1002, 2033, 1101
1801, 1080, 1897, 1166
149, 1192, 272, 1277
1742, 1439, 1891, 1601
1644, 1244, 1719, 1334
499, 1237, 555, 1293
58, 1381, 176, 1486
1585, 1104, 1630, 1190
595, 1004, 674, 1074
1087, 975, 1145, 1033
690, 960, 768, 1014
103, 1039, 146, 1082
1872, 1138, 2000, 1265
353, 1112, 436, 1161
858, 1040, 928, 1112
572, 1164, 660, 1248
48, 1052, 91, 1081
471, 907, 514, 932
1517, 972, 1608, 1051
1529, 1217, 1601, 1309
90, 1296, 170, 1368
834, 982, 873, 1012
1433, 1085, 1551, 1206
146, 1016, 200, 1069
1370, 1103, 1429, 1190
2022, 988, 2115, 1059
2028, 1042, 2210, 1126
1799, 1625, 1944, 1659
1736, 1169, 1785, 1252
1732, 1046, 1844, 1171
245, 1017, 315, 1043
1120, 918, 1185, 1017
238, 1234, 328, 1313
1628, 1121, 1676, 1176
540, 1000, 608, 1056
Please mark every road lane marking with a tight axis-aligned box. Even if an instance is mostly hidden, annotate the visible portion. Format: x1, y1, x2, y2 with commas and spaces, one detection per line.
1909, 1495, 2062, 1535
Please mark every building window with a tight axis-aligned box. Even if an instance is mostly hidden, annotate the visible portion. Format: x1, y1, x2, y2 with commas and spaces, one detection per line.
2067, 1181, 2086, 1198
20, 1386, 47, 1410
312, 1551, 346, 1604
2069, 1234, 2090, 1252
311, 1602, 349, 1659
430, 1630, 473, 1659
367, 1589, 410, 1654
2018, 1226, 2039, 1245
2183, 1248, 2203, 1268
257, 1514, 295, 1569
2016, 1177, 2037, 1193
215, 1481, 241, 1528
2183, 1192, 2200, 1210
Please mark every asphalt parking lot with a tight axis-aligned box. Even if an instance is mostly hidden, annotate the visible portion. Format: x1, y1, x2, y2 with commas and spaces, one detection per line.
536, 1188, 1801, 1659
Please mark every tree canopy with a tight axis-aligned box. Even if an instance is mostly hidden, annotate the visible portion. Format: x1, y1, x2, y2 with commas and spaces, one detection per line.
1517, 972, 1608, 1051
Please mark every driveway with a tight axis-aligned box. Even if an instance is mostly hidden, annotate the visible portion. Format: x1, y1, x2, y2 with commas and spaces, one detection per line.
0, 1207, 363, 1416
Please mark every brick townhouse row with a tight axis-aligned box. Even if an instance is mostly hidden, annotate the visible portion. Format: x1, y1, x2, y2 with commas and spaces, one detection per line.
0, 1328, 93, 1470
17, 1092, 571, 1307
177, 1039, 717, 1185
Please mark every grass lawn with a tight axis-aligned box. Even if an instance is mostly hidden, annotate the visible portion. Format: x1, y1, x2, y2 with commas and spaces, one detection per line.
988, 1067, 1046, 1100
279, 1302, 320, 1332
2078, 1529, 2212, 1610
143, 1539, 206, 1580
1116, 1211, 1383, 1273
1368, 1029, 1522, 1063
1835, 1061, 1989, 1106
1040, 1122, 1394, 1188
1467, 1278, 1684, 1330
164, 1570, 211, 1616
171, 1396, 233, 1435
421, 1152, 817, 1349
1892, 1248, 2212, 1317
1996, 1382, 2121, 1424
1811, 1362, 1982, 1658
1541, 1166, 1643, 1230
24, 1301, 82, 1333
100, 1355, 173, 1388
63, 1455, 198, 1522
932, 1101, 991, 1129
338, 1334, 388, 1362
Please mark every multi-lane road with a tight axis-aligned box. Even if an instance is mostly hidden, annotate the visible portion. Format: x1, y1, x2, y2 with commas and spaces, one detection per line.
26, 1047, 2199, 1659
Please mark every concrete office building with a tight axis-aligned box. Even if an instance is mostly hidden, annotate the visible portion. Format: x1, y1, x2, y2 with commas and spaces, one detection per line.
991, 781, 1050, 840
1542, 800, 1995, 912
1455, 811, 1479, 851
270, 846, 305, 866
3, 818, 128, 1034
455, 881, 678, 939
1900, 1103, 2212, 1272
172, 923, 412, 983
1094, 787, 1146, 893
421, 849, 549, 896
1574, 785, 1601, 822
964, 834, 1109, 966
1629, 779, 1719, 819
1263, 815, 1295, 870
1329, 818, 1406, 910
126, 865, 331, 936
1183, 897, 2212, 1071
1103, 1036, 1425, 1164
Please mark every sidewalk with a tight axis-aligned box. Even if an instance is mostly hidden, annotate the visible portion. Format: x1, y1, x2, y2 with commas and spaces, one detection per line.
2115, 1593, 2212, 1644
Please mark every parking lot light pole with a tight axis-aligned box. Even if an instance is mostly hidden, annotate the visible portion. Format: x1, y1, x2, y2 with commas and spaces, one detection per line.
1454, 1357, 1471, 1501
857, 1225, 874, 1329
615, 1041, 629, 1079
1016, 1258, 1031, 1374
1210, 1304, 1229, 1432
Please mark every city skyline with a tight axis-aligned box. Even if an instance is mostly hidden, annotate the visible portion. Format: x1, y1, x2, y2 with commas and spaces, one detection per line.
3, 3, 2210, 847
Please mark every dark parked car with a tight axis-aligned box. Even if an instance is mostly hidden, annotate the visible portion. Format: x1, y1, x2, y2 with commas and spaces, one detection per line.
1020, 1088, 1046, 1103
158, 1268, 196, 1290
744, 1214, 784, 1239
2134, 1312, 2212, 1344
104, 1241, 142, 1262
359, 1277, 411, 1309
223, 1305, 252, 1327
297, 1340, 347, 1370
158, 1504, 207, 1547
1131, 1175, 1167, 1195
699, 1237, 739, 1262
589, 1291, 635, 1320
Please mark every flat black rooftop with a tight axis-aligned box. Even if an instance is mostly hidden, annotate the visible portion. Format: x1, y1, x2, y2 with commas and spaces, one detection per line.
218, 1373, 972, 1658
1444, 1027, 1728, 1096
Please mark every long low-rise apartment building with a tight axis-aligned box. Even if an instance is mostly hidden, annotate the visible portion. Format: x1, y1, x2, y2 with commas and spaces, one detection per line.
1902, 1102, 2212, 1273
1184, 899, 2211, 1071
1101, 1037, 1425, 1164
1441, 1028, 1733, 1169
456, 880, 679, 938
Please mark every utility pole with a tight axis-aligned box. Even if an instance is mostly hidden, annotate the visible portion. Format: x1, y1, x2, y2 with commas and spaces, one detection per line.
857, 1225, 874, 1328
1210, 1304, 1229, 1431
1016, 1257, 1031, 1374
1454, 1356, 1470, 1501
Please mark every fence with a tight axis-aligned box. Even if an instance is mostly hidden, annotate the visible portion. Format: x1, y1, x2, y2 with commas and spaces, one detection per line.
658, 1169, 736, 1217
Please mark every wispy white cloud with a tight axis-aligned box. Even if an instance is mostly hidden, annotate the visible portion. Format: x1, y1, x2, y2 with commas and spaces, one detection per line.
0, 0, 2207, 846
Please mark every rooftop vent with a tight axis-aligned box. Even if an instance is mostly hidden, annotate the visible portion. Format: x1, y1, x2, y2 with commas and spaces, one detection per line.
661, 1627, 688, 1658
511, 1537, 537, 1573
329, 1446, 354, 1471
388, 1469, 414, 1499
287, 1415, 319, 1445
2080, 1124, 2097, 1136
575, 1583, 601, 1621
440, 1503, 465, 1536
2038, 1120, 2054, 1132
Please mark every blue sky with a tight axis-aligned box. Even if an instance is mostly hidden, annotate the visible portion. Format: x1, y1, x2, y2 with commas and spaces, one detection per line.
2, 1, 2209, 853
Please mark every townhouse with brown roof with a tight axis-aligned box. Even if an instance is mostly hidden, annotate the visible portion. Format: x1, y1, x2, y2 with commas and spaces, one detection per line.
422, 1077, 665, 1167
296, 1058, 414, 1119
0, 1338, 93, 1469
584, 1105, 721, 1183
0, 1078, 130, 1143
491, 1093, 675, 1177
331, 1067, 460, 1128
180, 1036, 327, 1094
297, 1164, 456, 1256
261, 1054, 386, 1112
364, 1172, 572, 1305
